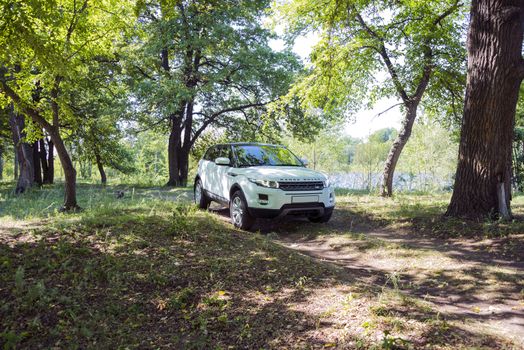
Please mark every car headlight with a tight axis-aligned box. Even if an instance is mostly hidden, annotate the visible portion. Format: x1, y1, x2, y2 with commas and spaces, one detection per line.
249, 178, 279, 189
323, 179, 331, 188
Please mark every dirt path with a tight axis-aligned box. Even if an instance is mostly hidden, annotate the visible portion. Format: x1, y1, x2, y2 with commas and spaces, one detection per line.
206, 203, 524, 346
277, 229, 524, 343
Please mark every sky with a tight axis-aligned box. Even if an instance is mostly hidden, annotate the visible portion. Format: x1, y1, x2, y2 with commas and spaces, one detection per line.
269, 34, 402, 140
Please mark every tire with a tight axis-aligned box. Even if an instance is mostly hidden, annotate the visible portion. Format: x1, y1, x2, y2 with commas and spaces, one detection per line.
230, 190, 255, 230
194, 179, 210, 209
308, 210, 333, 223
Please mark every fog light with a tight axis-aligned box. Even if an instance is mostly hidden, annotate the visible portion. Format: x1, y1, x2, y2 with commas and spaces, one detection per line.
329, 192, 334, 203
258, 194, 269, 205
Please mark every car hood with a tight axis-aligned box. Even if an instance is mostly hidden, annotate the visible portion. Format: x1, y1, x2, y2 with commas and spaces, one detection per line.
240, 166, 327, 182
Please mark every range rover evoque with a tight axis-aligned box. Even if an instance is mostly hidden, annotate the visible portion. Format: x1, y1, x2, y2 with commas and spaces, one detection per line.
194, 143, 335, 230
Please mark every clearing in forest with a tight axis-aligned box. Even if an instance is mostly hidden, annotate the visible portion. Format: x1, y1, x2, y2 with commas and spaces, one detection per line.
0, 183, 523, 349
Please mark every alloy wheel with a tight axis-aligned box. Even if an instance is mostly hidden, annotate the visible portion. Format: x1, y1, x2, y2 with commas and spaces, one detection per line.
231, 196, 243, 226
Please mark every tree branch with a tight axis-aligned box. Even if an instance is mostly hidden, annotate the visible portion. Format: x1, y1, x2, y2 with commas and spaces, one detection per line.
352, 9, 409, 104
189, 101, 269, 147
374, 103, 403, 118
133, 64, 157, 81
50, 76, 62, 127
65, 0, 89, 46
433, 0, 462, 27
411, 45, 433, 102
0, 79, 53, 131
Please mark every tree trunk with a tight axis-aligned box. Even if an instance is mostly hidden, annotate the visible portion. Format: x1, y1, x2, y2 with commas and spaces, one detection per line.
179, 101, 194, 187
95, 152, 107, 185
13, 147, 18, 180
381, 104, 418, 197
167, 125, 191, 187
446, 0, 524, 219
167, 115, 182, 186
39, 138, 50, 184
9, 111, 34, 194
50, 77, 77, 210
179, 147, 190, 187
33, 141, 42, 185
47, 138, 54, 184
50, 130, 78, 210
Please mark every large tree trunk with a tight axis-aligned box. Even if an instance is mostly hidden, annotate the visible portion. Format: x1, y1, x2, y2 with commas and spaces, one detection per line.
95, 152, 107, 185
9, 110, 34, 194
381, 104, 418, 197
167, 125, 191, 187
446, 0, 524, 219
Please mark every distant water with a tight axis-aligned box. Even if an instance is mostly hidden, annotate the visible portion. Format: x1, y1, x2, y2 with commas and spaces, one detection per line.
328, 172, 454, 192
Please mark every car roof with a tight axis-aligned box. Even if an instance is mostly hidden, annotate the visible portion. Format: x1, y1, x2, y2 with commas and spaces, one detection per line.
213, 142, 285, 148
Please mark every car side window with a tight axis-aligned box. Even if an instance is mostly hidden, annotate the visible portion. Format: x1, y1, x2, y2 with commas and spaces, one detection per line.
204, 146, 217, 161
218, 145, 232, 160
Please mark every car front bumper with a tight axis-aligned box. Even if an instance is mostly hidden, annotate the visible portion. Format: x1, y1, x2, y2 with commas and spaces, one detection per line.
248, 203, 334, 219
242, 181, 335, 219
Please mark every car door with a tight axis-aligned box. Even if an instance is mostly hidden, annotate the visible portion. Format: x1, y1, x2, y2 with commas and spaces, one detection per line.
215, 145, 233, 200
201, 146, 218, 193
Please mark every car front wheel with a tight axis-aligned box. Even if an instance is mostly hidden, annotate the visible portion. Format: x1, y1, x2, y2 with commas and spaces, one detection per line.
230, 191, 254, 230
194, 179, 210, 209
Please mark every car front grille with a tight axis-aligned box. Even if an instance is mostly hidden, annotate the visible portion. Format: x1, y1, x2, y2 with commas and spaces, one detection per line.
278, 181, 324, 191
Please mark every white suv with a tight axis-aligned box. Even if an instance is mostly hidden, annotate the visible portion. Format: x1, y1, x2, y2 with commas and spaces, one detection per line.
194, 143, 335, 229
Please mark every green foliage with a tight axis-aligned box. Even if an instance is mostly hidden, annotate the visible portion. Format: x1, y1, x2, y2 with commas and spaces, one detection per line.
0, 107, 12, 180
0, 0, 134, 201
283, 125, 359, 172
353, 129, 393, 190
513, 86, 524, 191
275, 0, 467, 125
122, 131, 169, 186
66, 57, 135, 177
396, 120, 458, 191
283, 119, 458, 192
0, 0, 132, 132
127, 0, 303, 146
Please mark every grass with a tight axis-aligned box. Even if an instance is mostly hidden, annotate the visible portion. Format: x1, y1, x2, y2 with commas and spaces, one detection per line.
1, 182, 523, 349
335, 189, 524, 239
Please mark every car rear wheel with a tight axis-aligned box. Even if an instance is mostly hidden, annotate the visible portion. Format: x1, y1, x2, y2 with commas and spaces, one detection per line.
308, 210, 333, 223
194, 179, 210, 209
230, 190, 254, 230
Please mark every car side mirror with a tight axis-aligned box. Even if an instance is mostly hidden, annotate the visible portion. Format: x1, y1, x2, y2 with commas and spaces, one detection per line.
215, 157, 231, 166
300, 158, 309, 167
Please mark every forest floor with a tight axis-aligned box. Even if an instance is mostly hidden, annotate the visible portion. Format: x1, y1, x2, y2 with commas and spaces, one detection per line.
0, 182, 523, 349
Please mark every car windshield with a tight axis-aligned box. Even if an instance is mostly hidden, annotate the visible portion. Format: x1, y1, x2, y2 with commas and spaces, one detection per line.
233, 145, 304, 167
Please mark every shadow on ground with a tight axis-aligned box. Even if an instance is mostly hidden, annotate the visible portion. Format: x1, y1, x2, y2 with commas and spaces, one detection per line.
1, 188, 522, 348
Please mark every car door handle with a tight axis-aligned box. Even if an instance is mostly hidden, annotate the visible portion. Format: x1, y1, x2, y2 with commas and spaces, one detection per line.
227, 172, 238, 177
